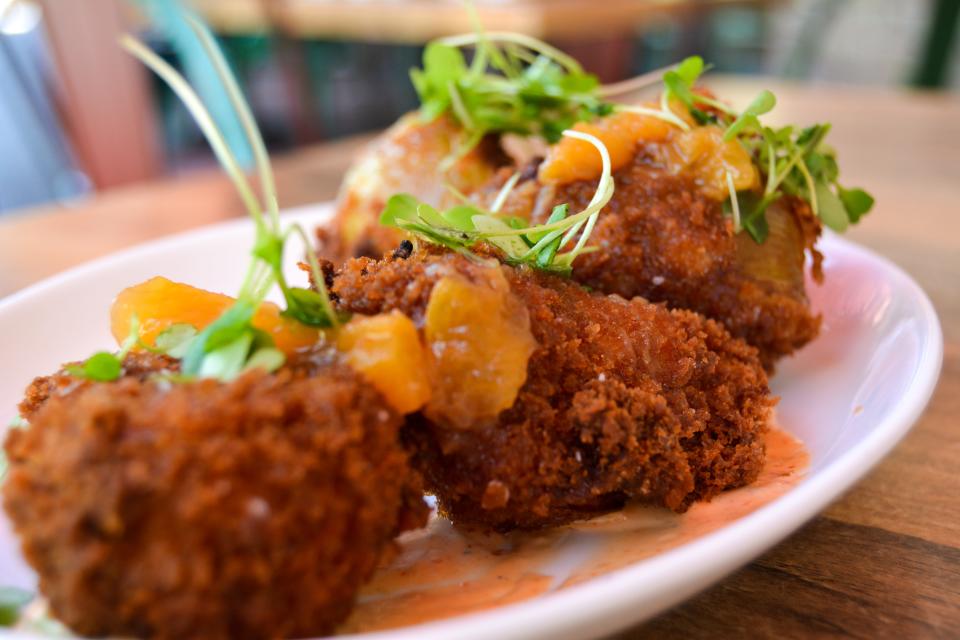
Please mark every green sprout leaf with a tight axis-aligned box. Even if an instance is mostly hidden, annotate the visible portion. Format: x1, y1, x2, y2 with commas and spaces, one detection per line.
815, 181, 849, 232
197, 332, 254, 381
675, 55, 705, 84
282, 287, 343, 328
723, 90, 775, 140
472, 214, 532, 257
379, 130, 612, 275
416, 203, 450, 229
66, 352, 122, 382
536, 206, 566, 268
380, 193, 421, 227
743, 208, 770, 243
663, 70, 697, 108
0, 586, 33, 627
412, 31, 611, 152
180, 302, 255, 376
121, 25, 337, 383
154, 324, 198, 359
442, 205, 484, 231
243, 347, 285, 374
838, 186, 875, 222
66, 315, 142, 382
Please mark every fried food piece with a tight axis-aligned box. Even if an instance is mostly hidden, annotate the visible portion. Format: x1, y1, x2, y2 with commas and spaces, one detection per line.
319, 113, 508, 262
3, 351, 427, 640
486, 158, 823, 369
331, 246, 773, 529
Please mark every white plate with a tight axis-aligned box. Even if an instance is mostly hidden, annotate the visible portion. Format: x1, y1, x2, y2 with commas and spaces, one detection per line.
0, 203, 943, 640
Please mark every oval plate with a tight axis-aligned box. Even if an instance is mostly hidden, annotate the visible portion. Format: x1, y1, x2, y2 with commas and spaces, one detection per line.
0, 204, 943, 640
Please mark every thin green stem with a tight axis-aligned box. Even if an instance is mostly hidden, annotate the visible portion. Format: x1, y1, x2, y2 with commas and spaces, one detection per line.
186, 16, 280, 232
120, 35, 266, 232
796, 157, 818, 217
765, 139, 777, 188
765, 126, 828, 196
725, 171, 742, 233
690, 93, 738, 117
448, 81, 475, 130
291, 223, 340, 328
490, 171, 521, 213
439, 31, 583, 74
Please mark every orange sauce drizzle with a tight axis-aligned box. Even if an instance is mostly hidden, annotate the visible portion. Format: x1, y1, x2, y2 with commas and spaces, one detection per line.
340, 428, 809, 633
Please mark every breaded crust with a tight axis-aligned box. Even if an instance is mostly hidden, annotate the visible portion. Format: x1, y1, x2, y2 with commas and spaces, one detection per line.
332, 247, 773, 529
488, 159, 822, 369
3, 354, 427, 639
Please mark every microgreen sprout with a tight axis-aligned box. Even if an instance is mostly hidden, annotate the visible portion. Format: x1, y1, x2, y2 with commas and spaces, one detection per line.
381, 130, 612, 276
602, 55, 874, 242
411, 20, 874, 244
65, 315, 142, 382
410, 27, 612, 159
62, 20, 342, 385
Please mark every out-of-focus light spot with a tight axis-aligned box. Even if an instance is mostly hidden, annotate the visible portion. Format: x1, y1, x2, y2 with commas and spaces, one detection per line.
0, 0, 42, 37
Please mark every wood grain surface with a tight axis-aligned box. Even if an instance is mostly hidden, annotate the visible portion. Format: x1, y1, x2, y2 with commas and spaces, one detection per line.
189, 0, 769, 42
0, 78, 957, 637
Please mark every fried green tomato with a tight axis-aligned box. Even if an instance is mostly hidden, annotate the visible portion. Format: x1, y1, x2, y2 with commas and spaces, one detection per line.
484, 160, 823, 370
330, 246, 773, 530
3, 351, 427, 640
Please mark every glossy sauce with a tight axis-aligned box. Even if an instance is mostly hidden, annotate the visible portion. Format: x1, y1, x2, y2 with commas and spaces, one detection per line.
340, 428, 809, 633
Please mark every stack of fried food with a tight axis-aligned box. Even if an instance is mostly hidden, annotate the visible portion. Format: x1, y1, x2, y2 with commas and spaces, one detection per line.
2, 24, 872, 640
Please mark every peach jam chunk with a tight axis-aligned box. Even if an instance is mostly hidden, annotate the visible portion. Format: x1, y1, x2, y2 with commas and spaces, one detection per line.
110, 276, 320, 354
335, 310, 432, 414
423, 266, 538, 429
656, 124, 759, 200
538, 110, 673, 185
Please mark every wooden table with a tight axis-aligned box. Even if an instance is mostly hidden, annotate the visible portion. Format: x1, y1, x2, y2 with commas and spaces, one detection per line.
1, 78, 958, 636
189, 0, 768, 42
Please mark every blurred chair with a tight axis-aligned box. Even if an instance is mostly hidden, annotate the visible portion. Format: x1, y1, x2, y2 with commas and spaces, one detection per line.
38, 0, 161, 189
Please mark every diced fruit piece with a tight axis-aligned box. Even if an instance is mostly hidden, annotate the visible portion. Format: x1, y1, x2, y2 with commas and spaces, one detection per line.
539, 109, 759, 203
424, 267, 538, 428
657, 125, 759, 200
539, 110, 673, 184
111, 277, 320, 354
336, 310, 431, 414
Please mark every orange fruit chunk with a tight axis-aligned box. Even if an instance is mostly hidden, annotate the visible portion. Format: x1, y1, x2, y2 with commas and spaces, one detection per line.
539, 110, 673, 185
335, 310, 432, 414
659, 125, 759, 200
110, 276, 320, 354
423, 267, 538, 429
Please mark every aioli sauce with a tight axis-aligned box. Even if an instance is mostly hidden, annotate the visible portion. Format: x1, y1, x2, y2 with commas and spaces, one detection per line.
340, 428, 808, 634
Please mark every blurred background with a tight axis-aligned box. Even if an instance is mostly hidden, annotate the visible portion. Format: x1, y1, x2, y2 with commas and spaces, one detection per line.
0, 0, 957, 214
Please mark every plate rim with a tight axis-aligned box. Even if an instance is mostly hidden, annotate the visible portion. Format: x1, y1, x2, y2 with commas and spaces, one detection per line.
0, 205, 944, 640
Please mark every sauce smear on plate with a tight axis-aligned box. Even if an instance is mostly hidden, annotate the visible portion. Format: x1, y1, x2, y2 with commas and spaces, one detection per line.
341, 428, 808, 633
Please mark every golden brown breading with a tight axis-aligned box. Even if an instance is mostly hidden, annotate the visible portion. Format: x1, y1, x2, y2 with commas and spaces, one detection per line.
332, 246, 773, 529
3, 352, 427, 640
18, 351, 177, 419
321, 112, 822, 368
485, 158, 823, 369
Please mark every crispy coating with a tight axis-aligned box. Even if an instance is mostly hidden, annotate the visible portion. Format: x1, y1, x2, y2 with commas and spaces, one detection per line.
486, 158, 823, 369
3, 352, 427, 639
323, 116, 821, 368
332, 246, 773, 529
17, 350, 177, 420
